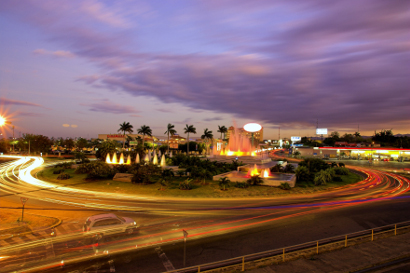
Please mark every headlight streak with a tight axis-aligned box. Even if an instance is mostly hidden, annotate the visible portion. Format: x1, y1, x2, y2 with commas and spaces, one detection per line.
1, 155, 410, 273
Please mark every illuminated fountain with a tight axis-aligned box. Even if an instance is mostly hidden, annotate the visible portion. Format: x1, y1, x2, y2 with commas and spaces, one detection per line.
213, 161, 296, 187
152, 151, 158, 165
105, 153, 131, 165
160, 154, 166, 167
136, 154, 140, 164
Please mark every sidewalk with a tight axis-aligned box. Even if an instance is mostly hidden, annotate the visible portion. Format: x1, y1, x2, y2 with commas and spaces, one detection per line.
249, 230, 410, 273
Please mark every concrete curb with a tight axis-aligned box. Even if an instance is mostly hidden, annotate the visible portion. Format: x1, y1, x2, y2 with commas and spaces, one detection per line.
0, 215, 62, 240
348, 253, 410, 273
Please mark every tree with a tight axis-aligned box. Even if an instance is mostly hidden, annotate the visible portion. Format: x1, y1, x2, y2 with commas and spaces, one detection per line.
295, 166, 309, 182
354, 132, 361, 138
219, 177, 230, 190
314, 169, 332, 185
330, 131, 340, 139
137, 125, 152, 149
164, 123, 177, 155
76, 137, 88, 151
247, 175, 264, 186
217, 125, 227, 140
118, 122, 134, 149
65, 138, 75, 151
201, 128, 213, 154
95, 140, 117, 160
184, 124, 196, 155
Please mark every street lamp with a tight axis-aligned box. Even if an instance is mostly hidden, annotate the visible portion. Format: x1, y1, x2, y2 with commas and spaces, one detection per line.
0, 116, 14, 153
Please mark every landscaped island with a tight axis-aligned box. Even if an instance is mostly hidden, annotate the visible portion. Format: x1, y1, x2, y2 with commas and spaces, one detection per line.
37, 155, 362, 198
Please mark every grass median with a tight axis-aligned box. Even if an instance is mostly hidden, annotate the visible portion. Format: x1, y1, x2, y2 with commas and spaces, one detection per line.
36, 167, 362, 199
0, 210, 58, 236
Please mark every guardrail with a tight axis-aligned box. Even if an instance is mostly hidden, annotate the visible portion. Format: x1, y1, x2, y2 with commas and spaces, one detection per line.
164, 220, 410, 273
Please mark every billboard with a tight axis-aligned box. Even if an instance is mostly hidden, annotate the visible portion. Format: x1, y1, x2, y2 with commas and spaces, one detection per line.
316, 128, 328, 135
291, 136, 301, 141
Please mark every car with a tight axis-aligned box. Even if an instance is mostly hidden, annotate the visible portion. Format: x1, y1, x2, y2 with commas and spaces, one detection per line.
82, 213, 138, 236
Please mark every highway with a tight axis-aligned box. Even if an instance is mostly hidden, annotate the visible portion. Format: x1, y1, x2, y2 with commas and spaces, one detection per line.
0, 155, 409, 272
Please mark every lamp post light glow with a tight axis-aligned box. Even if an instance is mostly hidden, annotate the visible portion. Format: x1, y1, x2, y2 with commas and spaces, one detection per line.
0, 116, 15, 152
243, 123, 262, 148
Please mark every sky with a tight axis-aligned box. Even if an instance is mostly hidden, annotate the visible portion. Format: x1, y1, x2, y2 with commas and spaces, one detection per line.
0, 0, 409, 140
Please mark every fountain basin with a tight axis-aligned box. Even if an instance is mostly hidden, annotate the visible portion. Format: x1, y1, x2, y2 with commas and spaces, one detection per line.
213, 171, 296, 187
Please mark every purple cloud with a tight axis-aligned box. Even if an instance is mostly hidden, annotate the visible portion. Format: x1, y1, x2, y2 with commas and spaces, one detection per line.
81, 100, 140, 114
2, 0, 409, 133
0, 98, 45, 108
203, 117, 223, 122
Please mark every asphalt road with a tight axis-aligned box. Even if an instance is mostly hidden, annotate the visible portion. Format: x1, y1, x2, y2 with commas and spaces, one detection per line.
0, 155, 409, 273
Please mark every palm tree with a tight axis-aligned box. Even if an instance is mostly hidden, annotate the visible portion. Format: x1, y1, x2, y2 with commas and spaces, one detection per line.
118, 122, 134, 149
217, 125, 228, 140
164, 123, 177, 155
354, 132, 361, 138
201, 128, 213, 154
246, 175, 264, 186
219, 177, 230, 190
137, 125, 152, 148
184, 124, 196, 155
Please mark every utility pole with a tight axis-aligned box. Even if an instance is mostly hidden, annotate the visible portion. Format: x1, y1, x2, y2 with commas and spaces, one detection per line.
12, 126, 15, 153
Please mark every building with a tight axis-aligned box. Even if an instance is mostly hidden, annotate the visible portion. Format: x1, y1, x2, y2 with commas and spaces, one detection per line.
98, 134, 159, 143
226, 126, 264, 142
295, 147, 410, 161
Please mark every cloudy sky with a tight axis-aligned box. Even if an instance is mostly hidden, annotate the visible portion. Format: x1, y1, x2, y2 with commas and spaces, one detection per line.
1, 0, 409, 139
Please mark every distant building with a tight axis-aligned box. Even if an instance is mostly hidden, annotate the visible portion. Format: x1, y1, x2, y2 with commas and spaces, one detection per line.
98, 134, 159, 142
226, 126, 264, 141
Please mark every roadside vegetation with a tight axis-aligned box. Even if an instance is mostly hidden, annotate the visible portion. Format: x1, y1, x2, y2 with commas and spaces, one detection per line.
37, 155, 362, 198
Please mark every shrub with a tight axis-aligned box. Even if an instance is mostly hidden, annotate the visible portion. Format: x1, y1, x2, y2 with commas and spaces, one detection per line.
55, 162, 72, 169
338, 163, 345, 167
132, 173, 154, 184
176, 170, 186, 177
295, 166, 309, 182
334, 167, 349, 175
283, 164, 295, 173
165, 158, 173, 166
279, 182, 291, 190
247, 175, 264, 186
53, 169, 64, 174
234, 182, 249, 188
332, 176, 343, 182
179, 179, 193, 190
113, 164, 131, 174
299, 158, 329, 173
314, 170, 332, 185
57, 173, 70, 180
76, 161, 115, 179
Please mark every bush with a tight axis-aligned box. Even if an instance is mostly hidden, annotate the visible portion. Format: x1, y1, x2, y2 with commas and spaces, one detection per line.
314, 170, 332, 185
53, 169, 64, 174
131, 173, 154, 184
247, 175, 264, 186
334, 167, 349, 175
75, 161, 115, 179
299, 158, 329, 173
55, 162, 72, 169
57, 173, 70, 180
165, 158, 173, 166
295, 166, 309, 182
179, 179, 193, 190
279, 182, 291, 190
234, 182, 249, 188
332, 176, 343, 182
338, 163, 345, 168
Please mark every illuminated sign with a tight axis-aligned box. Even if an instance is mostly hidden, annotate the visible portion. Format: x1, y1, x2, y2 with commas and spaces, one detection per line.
107, 134, 125, 138
316, 128, 328, 135
291, 136, 301, 141
243, 123, 262, 132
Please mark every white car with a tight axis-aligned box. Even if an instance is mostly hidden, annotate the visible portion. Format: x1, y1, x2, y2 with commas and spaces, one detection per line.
83, 213, 138, 236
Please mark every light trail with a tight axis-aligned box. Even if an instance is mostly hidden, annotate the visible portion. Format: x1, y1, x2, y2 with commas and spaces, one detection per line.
1, 155, 410, 272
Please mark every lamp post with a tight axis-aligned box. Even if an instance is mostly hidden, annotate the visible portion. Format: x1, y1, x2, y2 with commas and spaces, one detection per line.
0, 117, 14, 153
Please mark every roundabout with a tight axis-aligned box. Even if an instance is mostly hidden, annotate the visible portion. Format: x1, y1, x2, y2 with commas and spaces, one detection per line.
0, 155, 409, 272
